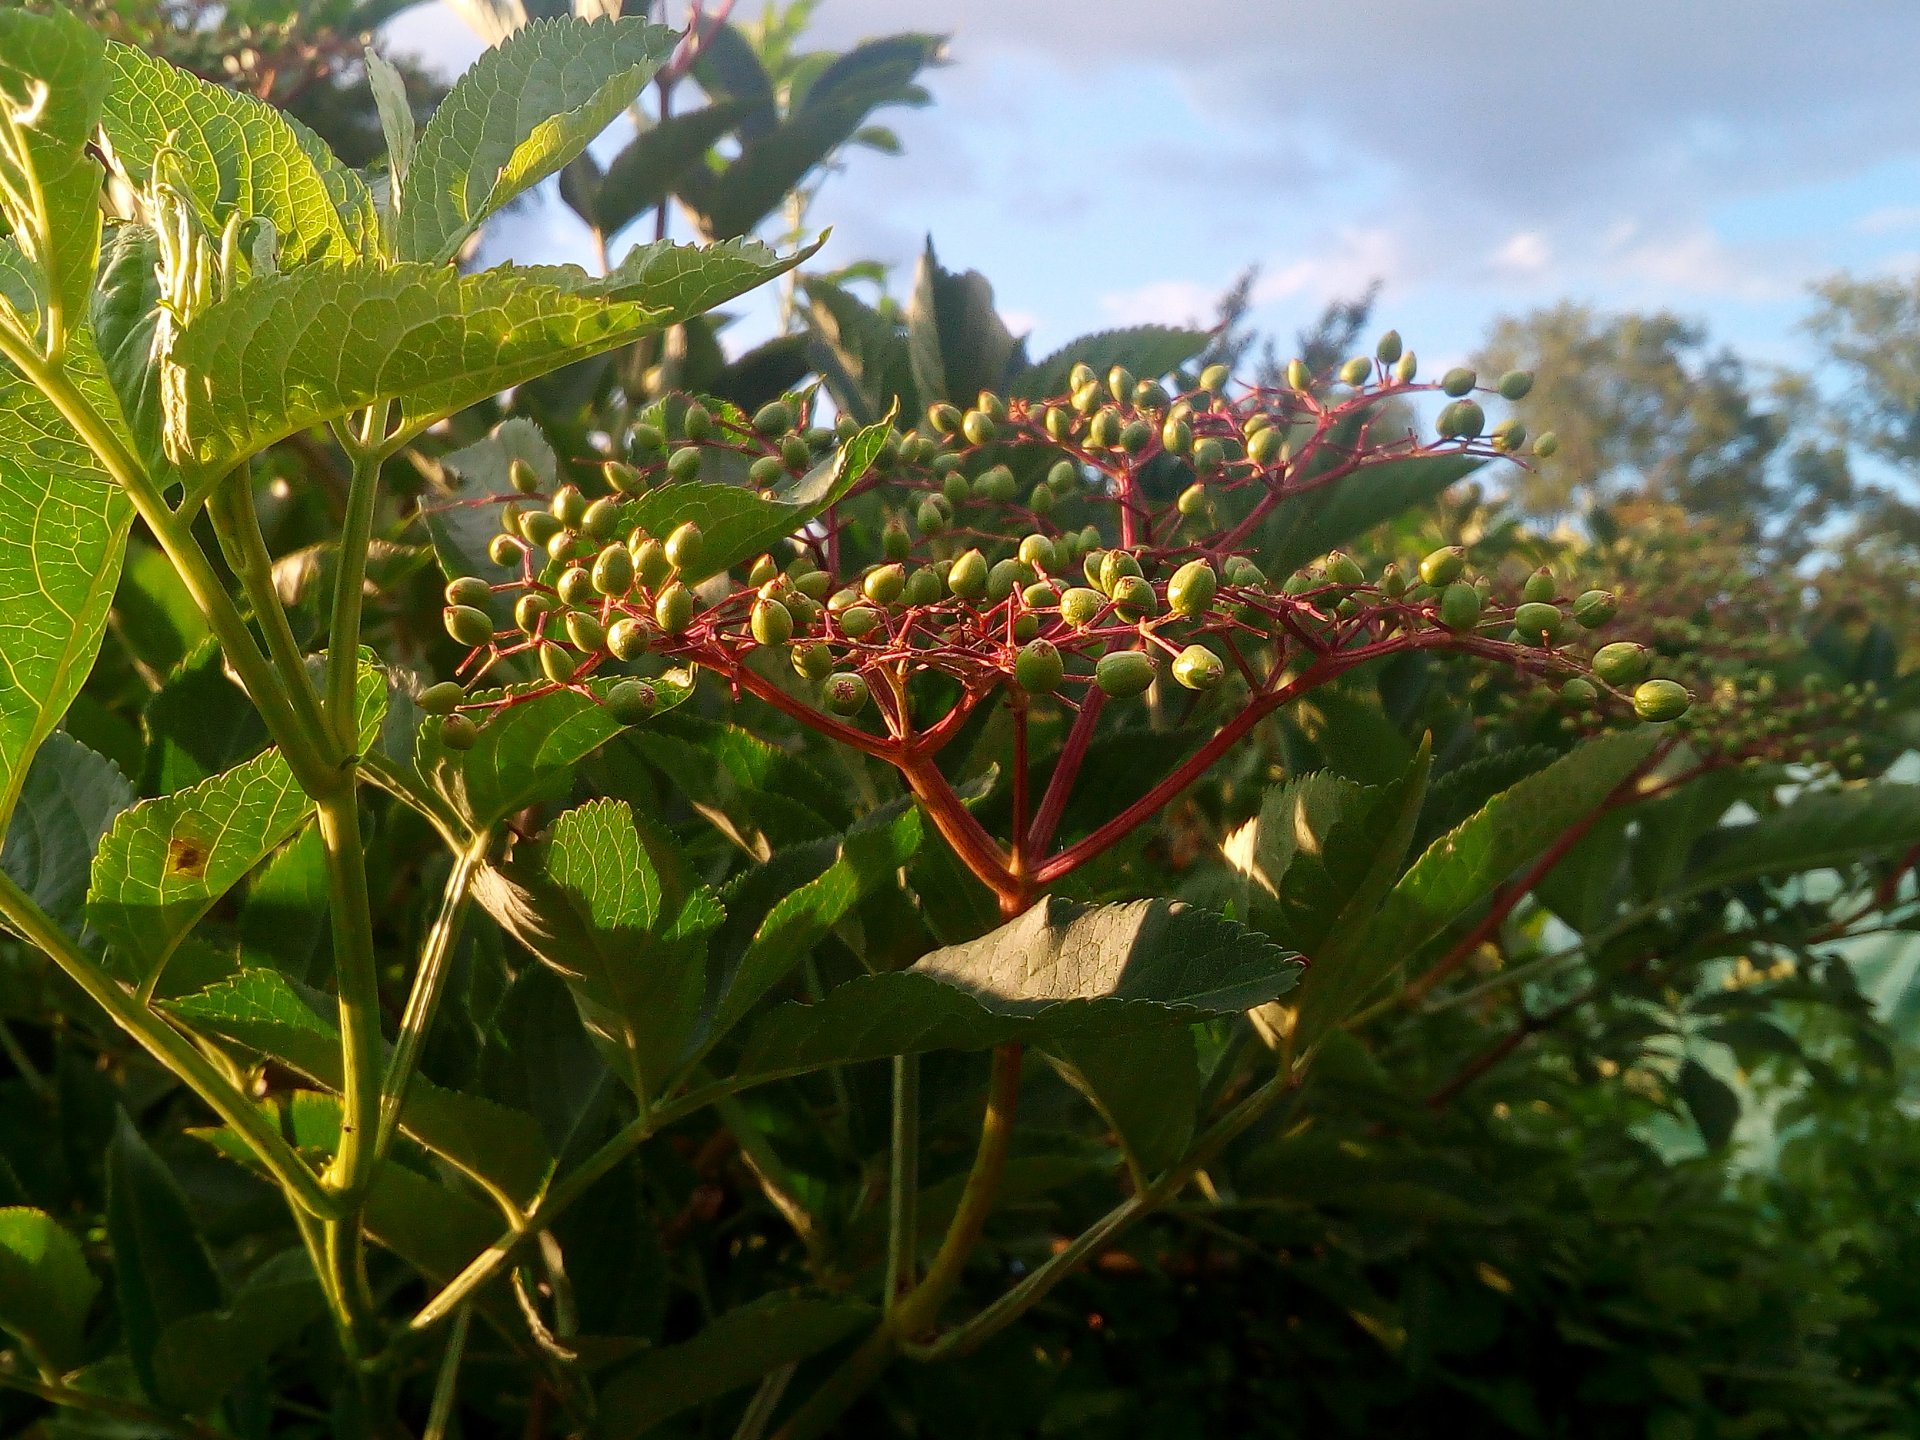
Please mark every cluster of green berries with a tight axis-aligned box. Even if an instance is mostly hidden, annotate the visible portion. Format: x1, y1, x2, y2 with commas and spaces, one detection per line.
420, 359, 1681, 744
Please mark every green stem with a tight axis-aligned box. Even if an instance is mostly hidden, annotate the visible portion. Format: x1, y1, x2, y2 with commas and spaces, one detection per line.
0, 1362, 221, 1439
376, 837, 490, 1160
883, 1054, 920, 1312
423, 1306, 471, 1440
731, 1364, 796, 1440
360, 749, 470, 851
0, 871, 340, 1220
316, 791, 384, 1201
714, 1090, 829, 1270
328, 415, 389, 744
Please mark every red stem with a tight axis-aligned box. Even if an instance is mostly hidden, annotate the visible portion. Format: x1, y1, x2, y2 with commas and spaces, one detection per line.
1026, 686, 1104, 858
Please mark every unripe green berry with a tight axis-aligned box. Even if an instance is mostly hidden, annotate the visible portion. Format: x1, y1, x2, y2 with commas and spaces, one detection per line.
823, 672, 869, 715
1018, 534, 1058, 571
565, 612, 606, 652
1199, 362, 1230, 393
751, 598, 794, 646
1247, 426, 1285, 466
520, 511, 562, 549
1561, 677, 1598, 708
753, 400, 793, 435
928, 403, 962, 435
865, 563, 907, 604
1438, 582, 1482, 630
1069, 361, 1097, 392
916, 500, 949, 535
654, 582, 694, 635
488, 533, 522, 567
1015, 638, 1064, 693
1324, 551, 1365, 587
1110, 574, 1156, 619
583, 497, 623, 541
537, 641, 574, 683
942, 471, 971, 506
1021, 580, 1059, 609
667, 446, 702, 482
607, 617, 652, 660
749, 454, 787, 487
1193, 437, 1226, 474
1513, 602, 1564, 644
1071, 382, 1102, 414
1420, 546, 1467, 586
1492, 418, 1527, 453
631, 422, 666, 454
986, 558, 1035, 603
948, 549, 989, 600
840, 606, 882, 639
549, 529, 588, 564
1380, 563, 1407, 598
604, 679, 658, 724
1437, 399, 1486, 440
962, 410, 998, 446
1044, 406, 1075, 441
514, 592, 555, 632
1534, 431, 1560, 458
1177, 483, 1212, 519
1633, 678, 1690, 722
748, 554, 781, 587
439, 713, 479, 750
791, 640, 832, 681
1088, 408, 1124, 449
1106, 365, 1135, 404
1394, 351, 1418, 383
1572, 590, 1617, 628
1060, 586, 1106, 627
419, 680, 464, 715
552, 485, 589, 528
903, 566, 943, 606
1133, 379, 1169, 410
1167, 559, 1218, 617
780, 435, 811, 470
1172, 644, 1225, 691
1440, 367, 1476, 397
593, 544, 635, 597
1161, 417, 1193, 455
681, 403, 716, 441
1375, 331, 1403, 364
1339, 355, 1371, 387
1119, 418, 1152, 453
1286, 358, 1312, 391
1497, 370, 1534, 401
664, 522, 703, 575
556, 567, 595, 607
1099, 550, 1143, 593
444, 605, 494, 647
1225, 557, 1267, 588
1028, 483, 1055, 514
1095, 649, 1156, 698
880, 522, 911, 562
630, 539, 669, 591
1522, 567, 1556, 604
1592, 642, 1651, 688
980, 465, 1018, 503
510, 457, 542, 496
446, 575, 491, 609
1012, 613, 1040, 642
604, 459, 646, 494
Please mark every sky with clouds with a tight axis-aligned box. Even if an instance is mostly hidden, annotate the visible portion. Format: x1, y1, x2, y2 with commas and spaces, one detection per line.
383, 1, 1920, 375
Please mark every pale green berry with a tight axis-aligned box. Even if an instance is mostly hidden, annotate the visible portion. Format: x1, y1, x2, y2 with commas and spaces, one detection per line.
439, 713, 479, 750
1199, 363, 1230, 393
419, 681, 464, 716
1167, 559, 1218, 617
823, 672, 870, 715
565, 612, 606, 652
664, 521, 703, 574
1060, 587, 1105, 627
1172, 644, 1225, 690
654, 582, 694, 635
949, 549, 989, 600
1375, 330, 1403, 364
1633, 678, 1690, 722
1441, 366, 1476, 397
607, 617, 652, 661
1438, 582, 1482, 630
1513, 602, 1564, 644
1420, 546, 1467, 586
1593, 642, 1651, 687
444, 605, 494, 647
1095, 649, 1156, 698
1015, 638, 1064, 693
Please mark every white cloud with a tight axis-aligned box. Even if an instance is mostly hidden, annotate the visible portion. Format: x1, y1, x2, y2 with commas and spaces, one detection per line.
1097, 279, 1216, 328
1858, 205, 1920, 236
1492, 232, 1553, 277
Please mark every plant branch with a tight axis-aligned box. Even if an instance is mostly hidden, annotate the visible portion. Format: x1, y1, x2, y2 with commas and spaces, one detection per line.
884, 1054, 920, 1311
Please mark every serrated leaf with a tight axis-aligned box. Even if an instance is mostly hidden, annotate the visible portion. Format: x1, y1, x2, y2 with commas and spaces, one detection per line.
90, 222, 168, 476
594, 101, 748, 238
0, 1207, 98, 1372
1016, 325, 1211, 399
417, 672, 694, 830
148, 1249, 325, 1414
1045, 1027, 1197, 1181
165, 968, 552, 1203
87, 666, 384, 987
166, 242, 805, 482
741, 898, 1301, 1075
591, 1294, 874, 1438
906, 238, 1023, 407
622, 412, 892, 583
364, 49, 417, 203
806, 276, 917, 423
1, 732, 131, 937
1679, 1057, 1739, 1150
1360, 731, 1657, 1005
1263, 452, 1484, 577
0, 352, 134, 837
1682, 782, 1920, 897
425, 417, 556, 619
0, 8, 107, 345
397, 16, 675, 264
99, 40, 374, 265
475, 800, 713, 1097
106, 1115, 222, 1402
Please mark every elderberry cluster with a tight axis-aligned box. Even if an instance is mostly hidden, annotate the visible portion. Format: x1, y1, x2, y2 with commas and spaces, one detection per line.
422, 343, 1691, 749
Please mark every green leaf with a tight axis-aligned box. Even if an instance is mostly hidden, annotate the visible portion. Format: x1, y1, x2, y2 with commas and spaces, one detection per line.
1678, 1057, 1739, 1149
417, 671, 695, 831
0, 1207, 98, 1371
593, 101, 748, 238
1682, 782, 1920, 897
1, 732, 131, 937
165, 967, 553, 1204
167, 241, 805, 482
87, 666, 384, 988
396, 16, 675, 264
364, 49, 417, 203
99, 40, 375, 266
0, 8, 107, 342
428, 417, 557, 619
475, 800, 716, 1097
1045, 1028, 1197, 1181
140, 637, 267, 793
905, 238, 1023, 407
90, 222, 168, 476
1363, 730, 1658, 1000
0, 353, 134, 837
1016, 325, 1212, 399
681, 35, 944, 241
623, 412, 893, 584
106, 1114, 222, 1402
1263, 452, 1484, 577
805, 276, 917, 424
591, 1294, 875, 1438
740, 898, 1301, 1075
148, 1249, 325, 1414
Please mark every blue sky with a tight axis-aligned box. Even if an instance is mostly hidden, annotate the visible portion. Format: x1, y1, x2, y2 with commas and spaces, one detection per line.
384, 1, 1920, 378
